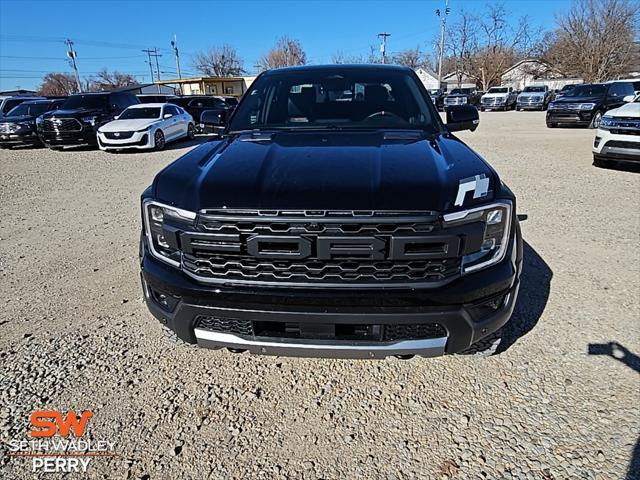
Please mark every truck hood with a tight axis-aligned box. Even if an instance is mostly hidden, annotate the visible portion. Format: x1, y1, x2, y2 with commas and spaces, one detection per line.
99, 118, 158, 132
42, 108, 105, 119
152, 130, 496, 212
482, 93, 509, 99
518, 92, 545, 99
553, 96, 602, 105
605, 102, 640, 118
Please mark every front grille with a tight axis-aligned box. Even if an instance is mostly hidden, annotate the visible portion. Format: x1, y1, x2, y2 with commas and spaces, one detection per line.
605, 140, 640, 150
42, 118, 82, 132
383, 323, 447, 341
179, 210, 462, 286
519, 97, 543, 104
194, 315, 447, 341
445, 97, 466, 105
482, 97, 505, 105
103, 131, 134, 140
195, 316, 254, 336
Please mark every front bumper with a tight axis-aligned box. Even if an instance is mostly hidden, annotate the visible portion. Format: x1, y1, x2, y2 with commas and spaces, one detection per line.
140, 226, 523, 358
517, 100, 544, 110
546, 110, 595, 126
0, 130, 41, 146
97, 131, 152, 150
593, 129, 640, 162
38, 126, 97, 147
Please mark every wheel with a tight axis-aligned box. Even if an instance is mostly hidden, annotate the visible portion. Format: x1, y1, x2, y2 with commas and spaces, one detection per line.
480, 107, 485, 112
592, 154, 614, 169
590, 111, 603, 129
457, 329, 502, 357
154, 129, 165, 151
187, 123, 195, 140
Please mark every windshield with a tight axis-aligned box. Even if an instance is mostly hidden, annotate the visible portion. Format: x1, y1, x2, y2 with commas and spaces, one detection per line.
561, 85, 576, 92
449, 88, 471, 95
487, 87, 508, 94
62, 94, 108, 110
567, 84, 606, 97
228, 69, 438, 132
118, 107, 161, 120
523, 86, 545, 93
6, 102, 50, 117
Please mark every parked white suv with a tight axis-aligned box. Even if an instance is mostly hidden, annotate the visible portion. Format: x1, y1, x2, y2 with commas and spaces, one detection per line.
593, 94, 640, 168
480, 86, 517, 111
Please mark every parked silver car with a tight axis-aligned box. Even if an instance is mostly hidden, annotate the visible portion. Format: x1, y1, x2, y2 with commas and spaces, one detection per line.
517, 85, 553, 111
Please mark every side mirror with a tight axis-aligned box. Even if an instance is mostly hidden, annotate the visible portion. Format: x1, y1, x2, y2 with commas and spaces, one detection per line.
446, 105, 479, 132
163, 113, 173, 119
623, 95, 635, 103
114, 115, 120, 120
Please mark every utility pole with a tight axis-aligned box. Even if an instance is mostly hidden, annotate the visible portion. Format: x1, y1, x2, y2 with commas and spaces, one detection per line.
170, 35, 183, 94
435, 0, 451, 89
142, 48, 162, 92
377, 32, 391, 64
65, 39, 82, 93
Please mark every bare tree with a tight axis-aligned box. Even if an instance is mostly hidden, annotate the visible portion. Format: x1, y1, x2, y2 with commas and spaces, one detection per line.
87, 69, 138, 91
391, 47, 430, 69
192, 44, 245, 77
444, 4, 539, 89
331, 51, 367, 64
256, 36, 307, 71
38, 73, 80, 96
542, 0, 638, 81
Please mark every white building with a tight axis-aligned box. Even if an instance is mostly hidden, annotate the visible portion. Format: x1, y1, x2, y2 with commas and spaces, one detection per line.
501, 59, 582, 91
414, 68, 440, 90
442, 71, 477, 91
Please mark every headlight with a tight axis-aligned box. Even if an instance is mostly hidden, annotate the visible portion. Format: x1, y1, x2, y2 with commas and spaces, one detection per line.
143, 200, 196, 267
598, 116, 615, 130
136, 126, 152, 133
81, 115, 98, 125
496, 97, 506, 103
548, 102, 557, 109
18, 120, 33, 127
579, 103, 596, 111
443, 201, 512, 274
35, 115, 44, 125
461, 97, 468, 104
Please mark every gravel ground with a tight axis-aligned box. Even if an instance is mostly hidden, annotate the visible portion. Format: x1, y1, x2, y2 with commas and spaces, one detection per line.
1, 111, 638, 480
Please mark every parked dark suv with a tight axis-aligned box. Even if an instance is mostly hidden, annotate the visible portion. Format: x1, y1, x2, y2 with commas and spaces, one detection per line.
444, 88, 482, 108
546, 81, 637, 128
0, 99, 65, 148
140, 65, 522, 359
170, 96, 233, 132
37, 91, 139, 148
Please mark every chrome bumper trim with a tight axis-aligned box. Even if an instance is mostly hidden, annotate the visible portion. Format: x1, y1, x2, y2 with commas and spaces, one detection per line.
193, 329, 448, 359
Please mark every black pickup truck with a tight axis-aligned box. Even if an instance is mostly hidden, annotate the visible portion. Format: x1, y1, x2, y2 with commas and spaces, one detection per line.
140, 65, 522, 359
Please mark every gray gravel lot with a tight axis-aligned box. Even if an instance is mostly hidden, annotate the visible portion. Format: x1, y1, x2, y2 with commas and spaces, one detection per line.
1, 111, 638, 479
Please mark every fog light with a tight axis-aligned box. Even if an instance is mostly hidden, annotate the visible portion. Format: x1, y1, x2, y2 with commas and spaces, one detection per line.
157, 234, 169, 248
481, 238, 496, 250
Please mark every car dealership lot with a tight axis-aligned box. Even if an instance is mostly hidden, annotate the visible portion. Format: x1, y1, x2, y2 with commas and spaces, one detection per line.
0, 113, 638, 479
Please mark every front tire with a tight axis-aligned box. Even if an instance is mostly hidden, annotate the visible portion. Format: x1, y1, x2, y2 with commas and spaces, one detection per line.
187, 123, 195, 140
590, 111, 603, 129
154, 129, 165, 151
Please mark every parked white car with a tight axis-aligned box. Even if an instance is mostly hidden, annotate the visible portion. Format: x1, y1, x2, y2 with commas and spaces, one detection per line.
480, 86, 517, 111
97, 103, 194, 151
593, 94, 640, 168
